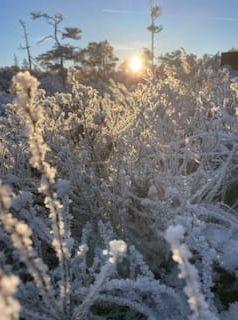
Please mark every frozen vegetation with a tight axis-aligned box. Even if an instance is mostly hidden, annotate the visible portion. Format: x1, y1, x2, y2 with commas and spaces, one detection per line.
0, 51, 238, 319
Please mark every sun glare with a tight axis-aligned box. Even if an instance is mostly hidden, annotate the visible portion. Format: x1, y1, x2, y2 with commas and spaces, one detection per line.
129, 55, 143, 73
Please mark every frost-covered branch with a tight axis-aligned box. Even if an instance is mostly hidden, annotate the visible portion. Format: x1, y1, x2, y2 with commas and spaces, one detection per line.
12, 71, 71, 314
165, 225, 218, 320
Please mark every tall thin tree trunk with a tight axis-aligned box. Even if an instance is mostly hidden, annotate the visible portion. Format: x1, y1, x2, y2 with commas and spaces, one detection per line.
60, 54, 66, 88
151, 16, 155, 76
19, 20, 32, 72
55, 24, 66, 88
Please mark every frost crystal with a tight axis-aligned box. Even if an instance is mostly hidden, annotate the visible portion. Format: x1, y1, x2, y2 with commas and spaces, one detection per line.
0, 271, 20, 320
109, 240, 127, 263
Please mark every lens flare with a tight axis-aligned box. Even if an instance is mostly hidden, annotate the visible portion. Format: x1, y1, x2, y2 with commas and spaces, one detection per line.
129, 55, 143, 73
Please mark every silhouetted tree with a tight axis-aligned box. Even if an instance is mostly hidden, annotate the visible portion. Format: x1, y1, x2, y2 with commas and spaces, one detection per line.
147, 3, 163, 74
76, 40, 118, 89
19, 19, 33, 72
31, 12, 82, 87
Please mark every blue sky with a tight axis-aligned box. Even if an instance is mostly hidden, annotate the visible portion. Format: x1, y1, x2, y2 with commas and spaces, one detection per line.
1, 0, 238, 66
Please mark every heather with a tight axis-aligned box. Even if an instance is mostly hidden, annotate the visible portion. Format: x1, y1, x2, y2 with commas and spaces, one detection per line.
0, 50, 238, 319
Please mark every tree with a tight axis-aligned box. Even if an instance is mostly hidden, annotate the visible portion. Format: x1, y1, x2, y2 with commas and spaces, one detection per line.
31, 12, 82, 87
13, 54, 19, 68
19, 19, 33, 72
147, 3, 163, 75
142, 48, 153, 70
76, 40, 118, 89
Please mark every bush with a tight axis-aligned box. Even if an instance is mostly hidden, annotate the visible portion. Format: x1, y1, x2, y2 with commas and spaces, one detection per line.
0, 51, 238, 319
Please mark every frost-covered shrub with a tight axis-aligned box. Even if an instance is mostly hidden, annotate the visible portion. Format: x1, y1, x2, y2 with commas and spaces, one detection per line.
0, 270, 20, 320
0, 91, 13, 116
0, 67, 19, 92
165, 225, 218, 320
0, 71, 184, 320
0, 51, 238, 318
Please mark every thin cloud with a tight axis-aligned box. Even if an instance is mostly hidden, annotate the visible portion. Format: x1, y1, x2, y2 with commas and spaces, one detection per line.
208, 16, 238, 22
113, 41, 148, 53
113, 44, 134, 51
102, 8, 141, 14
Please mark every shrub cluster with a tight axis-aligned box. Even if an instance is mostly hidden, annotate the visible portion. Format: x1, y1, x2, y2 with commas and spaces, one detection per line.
0, 51, 238, 319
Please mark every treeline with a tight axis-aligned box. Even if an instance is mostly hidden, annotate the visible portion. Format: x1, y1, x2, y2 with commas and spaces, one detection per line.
5, 5, 163, 91
14, 12, 119, 91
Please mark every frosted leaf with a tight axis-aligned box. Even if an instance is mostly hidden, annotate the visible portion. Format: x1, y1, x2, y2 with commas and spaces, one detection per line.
56, 179, 71, 197
230, 78, 238, 96
109, 240, 127, 257
12, 191, 33, 212
109, 240, 127, 263
4, 175, 20, 186
148, 185, 158, 200
0, 182, 12, 210
220, 239, 238, 272
165, 225, 185, 245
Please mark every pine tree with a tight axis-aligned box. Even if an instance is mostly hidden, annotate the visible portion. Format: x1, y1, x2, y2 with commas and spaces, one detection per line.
31, 12, 82, 87
76, 40, 118, 89
147, 3, 163, 75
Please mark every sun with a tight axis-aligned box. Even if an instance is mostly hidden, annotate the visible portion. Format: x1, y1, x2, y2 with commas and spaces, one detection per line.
129, 55, 143, 73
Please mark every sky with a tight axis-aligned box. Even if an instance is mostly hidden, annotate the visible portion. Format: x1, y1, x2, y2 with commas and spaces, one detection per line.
1, 0, 238, 66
